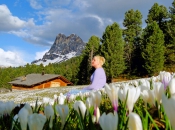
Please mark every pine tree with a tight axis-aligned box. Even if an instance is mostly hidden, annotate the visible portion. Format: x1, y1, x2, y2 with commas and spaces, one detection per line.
123, 9, 142, 75
100, 22, 125, 81
145, 3, 173, 69
141, 21, 165, 76
146, 3, 168, 30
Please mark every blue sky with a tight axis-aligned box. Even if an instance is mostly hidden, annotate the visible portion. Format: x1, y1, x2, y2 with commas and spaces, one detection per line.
0, 0, 173, 67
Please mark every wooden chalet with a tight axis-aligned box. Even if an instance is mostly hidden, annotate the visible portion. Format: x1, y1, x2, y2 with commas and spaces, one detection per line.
8, 73, 73, 90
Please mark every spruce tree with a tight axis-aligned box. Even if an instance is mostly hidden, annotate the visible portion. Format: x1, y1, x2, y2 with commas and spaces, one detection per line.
145, 3, 172, 69
100, 22, 125, 81
146, 3, 168, 31
123, 9, 142, 75
141, 21, 165, 76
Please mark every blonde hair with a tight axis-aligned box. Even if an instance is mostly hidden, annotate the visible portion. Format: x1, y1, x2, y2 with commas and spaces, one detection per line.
94, 55, 105, 66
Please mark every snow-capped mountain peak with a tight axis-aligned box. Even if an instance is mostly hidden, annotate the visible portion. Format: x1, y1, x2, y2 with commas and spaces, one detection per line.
32, 33, 86, 66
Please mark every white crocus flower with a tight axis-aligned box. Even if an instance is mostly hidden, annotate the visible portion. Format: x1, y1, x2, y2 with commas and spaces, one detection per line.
43, 97, 50, 104
23, 103, 33, 115
86, 97, 93, 110
73, 101, 86, 119
160, 71, 172, 89
162, 94, 175, 129
105, 83, 119, 112
92, 106, 100, 123
68, 94, 75, 103
168, 78, 175, 96
0, 102, 6, 117
152, 76, 159, 82
28, 113, 46, 130
79, 91, 84, 100
55, 104, 69, 129
118, 86, 127, 102
89, 91, 101, 108
43, 97, 52, 105
18, 107, 30, 130
84, 91, 90, 97
119, 86, 140, 113
54, 94, 58, 102
132, 80, 139, 87
139, 79, 150, 91
5, 101, 16, 115
100, 88, 106, 94
128, 112, 143, 130
44, 105, 54, 129
153, 81, 164, 105
89, 91, 102, 123
140, 89, 155, 107
99, 111, 118, 130
58, 93, 66, 105
127, 86, 140, 113
159, 71, 166, 82
18, 103, 33, 130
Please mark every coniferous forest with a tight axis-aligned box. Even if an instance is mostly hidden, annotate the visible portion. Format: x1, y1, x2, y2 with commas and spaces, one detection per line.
1, 1, 175, 89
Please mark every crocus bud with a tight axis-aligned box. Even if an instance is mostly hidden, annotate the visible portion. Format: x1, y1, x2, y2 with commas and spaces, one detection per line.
86, 97, 93, 110
18, 107, 29, 130
58, 94, 66, 105
128, 112, 143, 130
28, 113, 46, 130
55, 104, 69, 129
168, 78, 175, 96
73, 101, 86, 119
54, 94, 58, 101
24, 103, 33, 115
94, 107, 100, 123
140, 89, 155, 107
6, 101, 16, 115
162, 72, 172, 89
153, 81, 164, 105
43, 97, 51, 105
99, 111, 118, 130
105, 83, 119, 112
44, 105, 54, 129
0, 102, 6, 117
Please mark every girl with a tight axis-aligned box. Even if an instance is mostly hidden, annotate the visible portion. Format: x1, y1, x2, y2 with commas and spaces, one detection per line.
65, 55, 106, 96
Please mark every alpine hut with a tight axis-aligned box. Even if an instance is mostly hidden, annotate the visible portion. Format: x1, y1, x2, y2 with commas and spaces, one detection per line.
8, 73, 73, 90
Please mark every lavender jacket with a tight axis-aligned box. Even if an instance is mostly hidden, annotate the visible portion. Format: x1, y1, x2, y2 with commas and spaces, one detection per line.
83, 67, 106, 90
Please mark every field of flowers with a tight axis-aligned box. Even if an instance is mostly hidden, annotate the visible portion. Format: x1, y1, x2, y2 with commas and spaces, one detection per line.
0, 71, 175, 130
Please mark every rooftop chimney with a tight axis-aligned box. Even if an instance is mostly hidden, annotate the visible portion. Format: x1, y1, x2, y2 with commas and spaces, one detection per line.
21, 75, 27, 82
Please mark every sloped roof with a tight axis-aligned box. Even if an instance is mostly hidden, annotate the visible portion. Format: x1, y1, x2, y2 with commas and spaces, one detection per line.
8, 73, 73, 86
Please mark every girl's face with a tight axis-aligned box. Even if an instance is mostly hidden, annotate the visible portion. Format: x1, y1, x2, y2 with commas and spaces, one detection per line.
91, 57, 101, 68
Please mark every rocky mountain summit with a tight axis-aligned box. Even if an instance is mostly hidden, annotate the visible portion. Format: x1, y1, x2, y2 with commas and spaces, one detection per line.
32, 33, 86, 66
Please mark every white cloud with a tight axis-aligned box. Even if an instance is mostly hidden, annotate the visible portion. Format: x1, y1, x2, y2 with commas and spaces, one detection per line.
0, 5, 26, 31
29, 0, 42, 9
0, 48, 27, 67
73, 0, 90, 10
35, 49, 49, 60
25, 0, 172, 44
0, 0, 173, 46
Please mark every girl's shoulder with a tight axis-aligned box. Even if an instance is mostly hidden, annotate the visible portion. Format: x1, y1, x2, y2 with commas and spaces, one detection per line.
95, 67, 105, 73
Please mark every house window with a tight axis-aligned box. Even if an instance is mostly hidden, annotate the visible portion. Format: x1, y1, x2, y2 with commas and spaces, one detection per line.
50, 82, 60, 87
